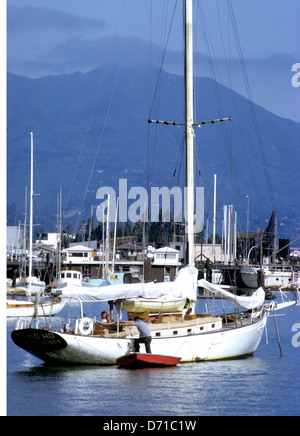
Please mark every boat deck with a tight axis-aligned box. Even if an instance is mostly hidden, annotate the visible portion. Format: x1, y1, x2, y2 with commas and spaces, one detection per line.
91, 314, 222, 338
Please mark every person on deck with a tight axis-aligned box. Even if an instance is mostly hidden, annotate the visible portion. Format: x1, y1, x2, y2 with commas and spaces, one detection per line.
124, 316, 152, 353
101, 311, 111, 323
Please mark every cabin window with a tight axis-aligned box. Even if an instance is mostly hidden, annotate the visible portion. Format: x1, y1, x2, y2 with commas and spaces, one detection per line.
173, 331, 178, 335
212, 324, 215, 328
67, 273, 72, 278
187, 329, 192, 334
74, 273, 78, 279
61, 273, 65, 279
200, 326, 204, 331
155, 332, 161, 337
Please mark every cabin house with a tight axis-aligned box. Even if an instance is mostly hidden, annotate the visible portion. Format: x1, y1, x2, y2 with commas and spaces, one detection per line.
145, 247, 181, 283
64, 244, 94, 263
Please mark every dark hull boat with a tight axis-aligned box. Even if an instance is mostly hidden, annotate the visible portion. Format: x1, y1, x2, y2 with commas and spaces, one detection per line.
116, 353, 181, 368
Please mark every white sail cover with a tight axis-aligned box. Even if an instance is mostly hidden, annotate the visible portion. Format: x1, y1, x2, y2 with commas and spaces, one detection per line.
198, 279, 265, 310
56, 266, 198, 303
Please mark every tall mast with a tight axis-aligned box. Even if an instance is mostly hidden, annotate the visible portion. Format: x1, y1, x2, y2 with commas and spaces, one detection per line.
148, 1, 230, 264
185, 0, 194, 266
29, 132, 34, 293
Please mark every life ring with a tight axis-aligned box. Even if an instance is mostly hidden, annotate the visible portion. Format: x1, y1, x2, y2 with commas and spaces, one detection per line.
78, 317, 94, 336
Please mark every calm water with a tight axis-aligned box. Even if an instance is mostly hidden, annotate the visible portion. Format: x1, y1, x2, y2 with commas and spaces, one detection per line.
6, 298, 300, 416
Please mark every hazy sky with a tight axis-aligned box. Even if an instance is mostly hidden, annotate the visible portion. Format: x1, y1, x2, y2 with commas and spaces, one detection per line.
7, 0, 299, 74
6, 0, 300, 121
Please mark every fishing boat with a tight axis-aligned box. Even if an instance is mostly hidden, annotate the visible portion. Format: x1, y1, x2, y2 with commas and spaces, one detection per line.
116, 353, 181, 368
11, 1, 295, 365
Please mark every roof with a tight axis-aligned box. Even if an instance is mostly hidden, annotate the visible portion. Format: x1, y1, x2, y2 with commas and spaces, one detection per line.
155, 247, 179, 254
65, 244, 94, 252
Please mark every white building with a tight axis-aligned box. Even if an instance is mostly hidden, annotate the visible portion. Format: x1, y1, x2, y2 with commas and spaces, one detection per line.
152, 247, 181, 267
63, 244, 94, 264
36, 233, 60, 250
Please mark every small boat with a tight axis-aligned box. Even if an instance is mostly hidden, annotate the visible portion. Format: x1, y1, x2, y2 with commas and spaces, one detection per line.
7, 297, 65, 318
122, 298, 186, 313
116, 353, 181, 368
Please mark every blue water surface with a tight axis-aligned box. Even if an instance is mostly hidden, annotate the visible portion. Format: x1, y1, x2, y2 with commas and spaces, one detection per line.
6, 298, 300, 416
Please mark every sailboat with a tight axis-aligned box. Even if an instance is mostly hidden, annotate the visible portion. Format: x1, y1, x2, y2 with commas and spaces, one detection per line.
11, 1, 294, 364
241, 211, 299, 289
7, 133, 65, 318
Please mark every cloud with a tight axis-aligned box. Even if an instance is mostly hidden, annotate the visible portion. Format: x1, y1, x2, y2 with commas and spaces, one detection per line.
8, 33, 154, 78
7, 5, 105, 33
7, 5, 108, 77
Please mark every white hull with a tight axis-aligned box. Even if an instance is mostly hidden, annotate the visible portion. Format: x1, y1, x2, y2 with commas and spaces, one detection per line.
241, 265, 296, 289
264, 270, 297, 289
15, 277, 46, 293
240, 266, 260, 288
12, 313, 267, 364
7, 299, 65, 318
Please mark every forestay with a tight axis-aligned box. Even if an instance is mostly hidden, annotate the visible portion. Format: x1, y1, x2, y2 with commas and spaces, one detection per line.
55, 266, 198, 303
198, 279, 265, 310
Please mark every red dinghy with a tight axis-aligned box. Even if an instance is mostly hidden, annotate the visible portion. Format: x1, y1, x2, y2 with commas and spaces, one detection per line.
116, 353, 181, 368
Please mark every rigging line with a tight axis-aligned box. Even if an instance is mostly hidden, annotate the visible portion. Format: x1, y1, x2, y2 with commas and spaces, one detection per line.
196, 0, 230, 118
228, 0, 276, 212
62, 73, 104, 221
63, 0, 128, 225
148, 0, 179, 119
196, 2, 237, 207
214, 0, 266, 218
148, 1, 178, 190
73, 58, 124, 235
147, 0, 154, 196
169, 134, 185, 195
195, 1, 252, 226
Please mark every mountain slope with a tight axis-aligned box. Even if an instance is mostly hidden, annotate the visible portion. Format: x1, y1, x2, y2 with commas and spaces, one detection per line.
7, 66, 300, 241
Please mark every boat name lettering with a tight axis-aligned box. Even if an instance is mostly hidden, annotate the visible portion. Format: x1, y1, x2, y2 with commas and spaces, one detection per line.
40, 332, 56, 340
14, 331, 62, 346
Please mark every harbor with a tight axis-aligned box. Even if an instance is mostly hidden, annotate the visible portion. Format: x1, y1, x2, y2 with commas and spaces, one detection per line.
5, 0, 300, 418
7, 221, 300, 294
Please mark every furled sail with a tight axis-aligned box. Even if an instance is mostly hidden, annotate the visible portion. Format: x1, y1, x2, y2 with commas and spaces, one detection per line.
198, 279, 265, 310
55, 266, 198, 303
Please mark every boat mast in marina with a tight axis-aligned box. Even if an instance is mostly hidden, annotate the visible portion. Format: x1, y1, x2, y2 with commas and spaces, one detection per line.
29, 132, 34, 294
185, 0, 194, 267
